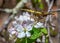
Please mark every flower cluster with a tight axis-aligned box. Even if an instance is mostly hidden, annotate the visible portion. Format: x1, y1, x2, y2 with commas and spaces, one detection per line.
8, 12, 44, 38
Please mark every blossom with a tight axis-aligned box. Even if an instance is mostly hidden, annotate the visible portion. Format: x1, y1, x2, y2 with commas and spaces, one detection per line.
15, 12, 34, 22
8, 12, 35, 38
8, 27, 16, 35
34, 22, 44, 28
36, 38, 41, 43
17, 31, 31, 38
8, 21, 33, 38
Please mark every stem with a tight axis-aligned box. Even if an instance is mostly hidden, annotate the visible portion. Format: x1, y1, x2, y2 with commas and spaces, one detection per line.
26, 38, 27, 43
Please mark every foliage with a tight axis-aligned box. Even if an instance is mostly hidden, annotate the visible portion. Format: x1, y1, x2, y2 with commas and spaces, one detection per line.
32, 0, 44, 10
0, 0, 57, 43
15, 27, 48, 43
30, 27, 42, 40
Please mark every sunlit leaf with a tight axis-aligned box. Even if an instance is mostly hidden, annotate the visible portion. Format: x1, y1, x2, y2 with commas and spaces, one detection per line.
15, 38, 35, 43
33, 0, 41, 3
39, 3, 44, 10
30, 27, 42, 40
26, 38, 35, 43
41, 28, 48, 35
45, 37, 49, 43
38, 0, 41, 2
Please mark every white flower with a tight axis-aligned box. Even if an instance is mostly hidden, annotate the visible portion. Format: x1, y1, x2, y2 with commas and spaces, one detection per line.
17, 31, 31, 38
23, 12, 30, 16
25, 31, 31, 37
17, 32, 25, 38
16, 24, 32, 38
30, 18, 35, 21
16, 24, 24, 32
36, 38, 41, 42
26, 24, 32, 31
14, 12, 35, 22
12, 21, 17, 25
23, 15, 30, 21
8, 20, 33, 38
8, 27, 17, 35
8, 12, 35, 38
34, 22, 44, 28
16, 15, 24, 22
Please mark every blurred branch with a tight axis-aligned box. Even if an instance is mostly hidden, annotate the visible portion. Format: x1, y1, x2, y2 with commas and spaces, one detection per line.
51, 9, 60, 12
0, 0, 28, 31
20, 8, 60, 14
48, 0, 54, 12
0, 0, 28, 13
45, 0, 54, 43
42, 35, 45, 43
0, 0, 28, 42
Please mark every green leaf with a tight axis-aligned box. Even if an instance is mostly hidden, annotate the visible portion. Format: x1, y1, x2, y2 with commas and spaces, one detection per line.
41, 28, 48, 35
45, 37, 49, 43
33, 0, 41, 3
30, 27, 42, 40
15, 38, 35, 43
15, 38, 28, 43
39, 3, 44, 10
38, 0, 41, 2
21, 38, 27, 43
26, 38, 35, 43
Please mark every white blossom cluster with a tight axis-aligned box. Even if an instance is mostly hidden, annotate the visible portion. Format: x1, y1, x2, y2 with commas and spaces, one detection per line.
8, 12, 44, 38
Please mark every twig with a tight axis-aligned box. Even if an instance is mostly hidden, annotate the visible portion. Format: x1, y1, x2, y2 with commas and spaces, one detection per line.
51, 9, 60, 12
0, 0, 28, 31
0, 0, 28, 14
42, 35, 45, 43
48, 0, 54, 12
0, 0, 29, 42
45, 0, 54, 43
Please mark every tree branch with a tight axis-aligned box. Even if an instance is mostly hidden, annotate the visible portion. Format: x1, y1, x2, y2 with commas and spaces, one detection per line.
0, 0, 28, 32
45, 0, 54, 43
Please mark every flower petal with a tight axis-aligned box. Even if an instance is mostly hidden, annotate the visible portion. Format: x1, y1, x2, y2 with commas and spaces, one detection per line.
23, 16, 28, 21
8, 27, 16, 35
26, 31, 31, 37
17, 32, 25, 38
16, 25, 24, 32
34, 22, 44, 28
26, 24, 32, 31
11, 31, 16, 35
36, 38, 41, 42
19, 15, 24, 21
15, 16, 18, 20
30, 18, 35, 21
23, 12, 30, 16
12, 21, 17, 25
